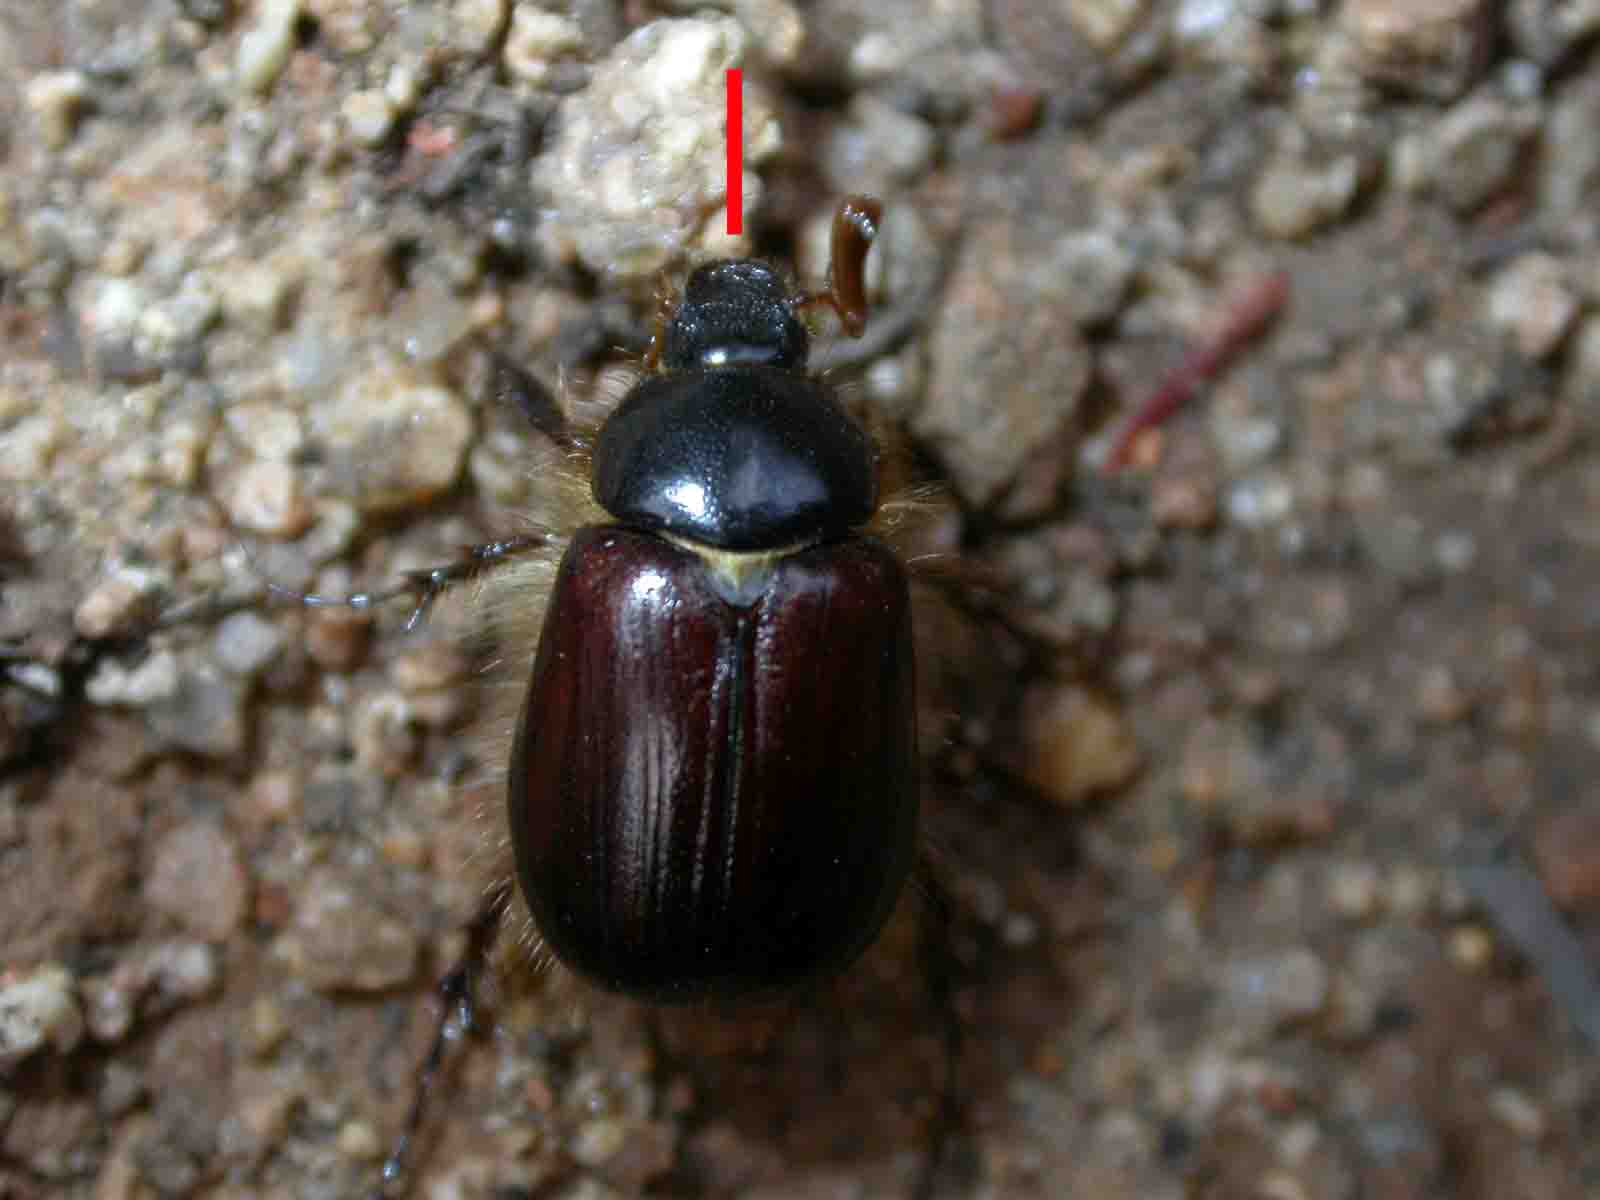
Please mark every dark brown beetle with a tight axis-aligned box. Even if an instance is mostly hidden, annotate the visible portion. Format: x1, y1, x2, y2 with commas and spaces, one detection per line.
506, 196, 918, 1002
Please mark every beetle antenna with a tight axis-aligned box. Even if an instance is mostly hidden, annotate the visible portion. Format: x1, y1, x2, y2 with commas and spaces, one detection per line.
796, 194, 882, 339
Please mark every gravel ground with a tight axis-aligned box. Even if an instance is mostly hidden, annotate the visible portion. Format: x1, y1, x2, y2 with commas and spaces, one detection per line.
3, 2, 1599, 1198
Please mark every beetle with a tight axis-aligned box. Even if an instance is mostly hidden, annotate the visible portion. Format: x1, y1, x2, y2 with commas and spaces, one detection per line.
507, 196, 918, 1003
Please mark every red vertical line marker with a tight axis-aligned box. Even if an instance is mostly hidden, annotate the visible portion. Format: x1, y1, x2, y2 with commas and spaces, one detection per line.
726, 68, 743, 236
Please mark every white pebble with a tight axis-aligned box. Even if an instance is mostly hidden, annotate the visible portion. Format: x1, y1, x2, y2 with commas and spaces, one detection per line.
238, 0, 304, 95
24, 70, 90, 148
0, 966, 84, 1067
341, 89, 396, 147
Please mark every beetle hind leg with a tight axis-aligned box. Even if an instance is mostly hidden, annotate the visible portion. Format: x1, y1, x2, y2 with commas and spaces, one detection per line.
369, 880, 514, 1199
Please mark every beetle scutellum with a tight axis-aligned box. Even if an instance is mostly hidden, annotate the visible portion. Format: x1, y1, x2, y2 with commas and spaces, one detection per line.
327, 195, 956, 1194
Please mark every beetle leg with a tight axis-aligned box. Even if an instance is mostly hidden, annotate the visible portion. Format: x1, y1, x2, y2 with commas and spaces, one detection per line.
370, 880, 513, 1200
267, 531, 552, 632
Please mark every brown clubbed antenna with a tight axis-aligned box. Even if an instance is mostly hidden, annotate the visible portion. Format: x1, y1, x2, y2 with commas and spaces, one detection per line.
798, 195, 882, 338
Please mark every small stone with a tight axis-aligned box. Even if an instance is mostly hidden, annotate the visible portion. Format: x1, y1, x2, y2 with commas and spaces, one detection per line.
503, 6, 587, 85
1435, 530, 1477, 573
341, 89, 396, 147
1342, 0, 1490, 99
0, 413, 66, 481
380, 826, 429, 869
86, 648, 182, 707
1150, 470, 1219, 529
1149, 432, 1220, 529
1251, 155, 1363, 240
247, 996, 289, 1057
223, 402, 305, 461
337, 1120, 383, 1161
86, 277, 148, 345
1505, 0, 1600, 65
1225, 470, 1295, 528
220, 459, 314, 537
1574, 315, 1600, 398
213, 611, 286, 678
144, 940, 220, 1006
1327, 861, 1383, 921
821, 93, 936, 196
238, 769, 303, 831
1225, 948, 1330, 1030
97, 1063, 145, 1118
1066, 0, 1151, 49
311, 363, 474, 515
134, 275, 221, 361
1043, 230, 1136, 327
155, 419, 210, 488
1532, 807, 1600, 910
1415, 664, 1472, 724
82, 942, 219, 1043
1541, 75, 1600, 217
1020, 685, 1141, 806
384, 62, 422, 112
24, 70, 91, 148
1174, 0, 1253, 48
143, 823, 249, 940
468, 431, 535, 505
1448, 924, 1493, 970
1487, 1086, 1546, 1141
571, 1118, 628, 1167
351, 691, 419, 778
1394, 96, 1534, 212
216, 261, 296, 334
1386, 865, 1436, 916
1256, 1170, 1311, 1200
233, 1070, 300, 1151
1324, 971, 1381, 1041
74, 566, 170, 639
237, 0, 303, 94
275, 869, 419, 992
0, 965, 84, 1068
451, 0, 509, 55
917, 220, 1093, 508
145, 663, 250, 758
1483, 253, 1577, 360
390, 643, 472, 693
304, 608, 373, 674
721, 0, 805, 66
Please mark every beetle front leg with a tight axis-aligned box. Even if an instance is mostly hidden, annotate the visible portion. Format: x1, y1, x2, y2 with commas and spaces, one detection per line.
270, 531, 553, 632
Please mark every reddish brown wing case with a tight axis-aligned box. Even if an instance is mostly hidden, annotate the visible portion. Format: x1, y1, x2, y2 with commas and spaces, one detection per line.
509, 525, 918, 1001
